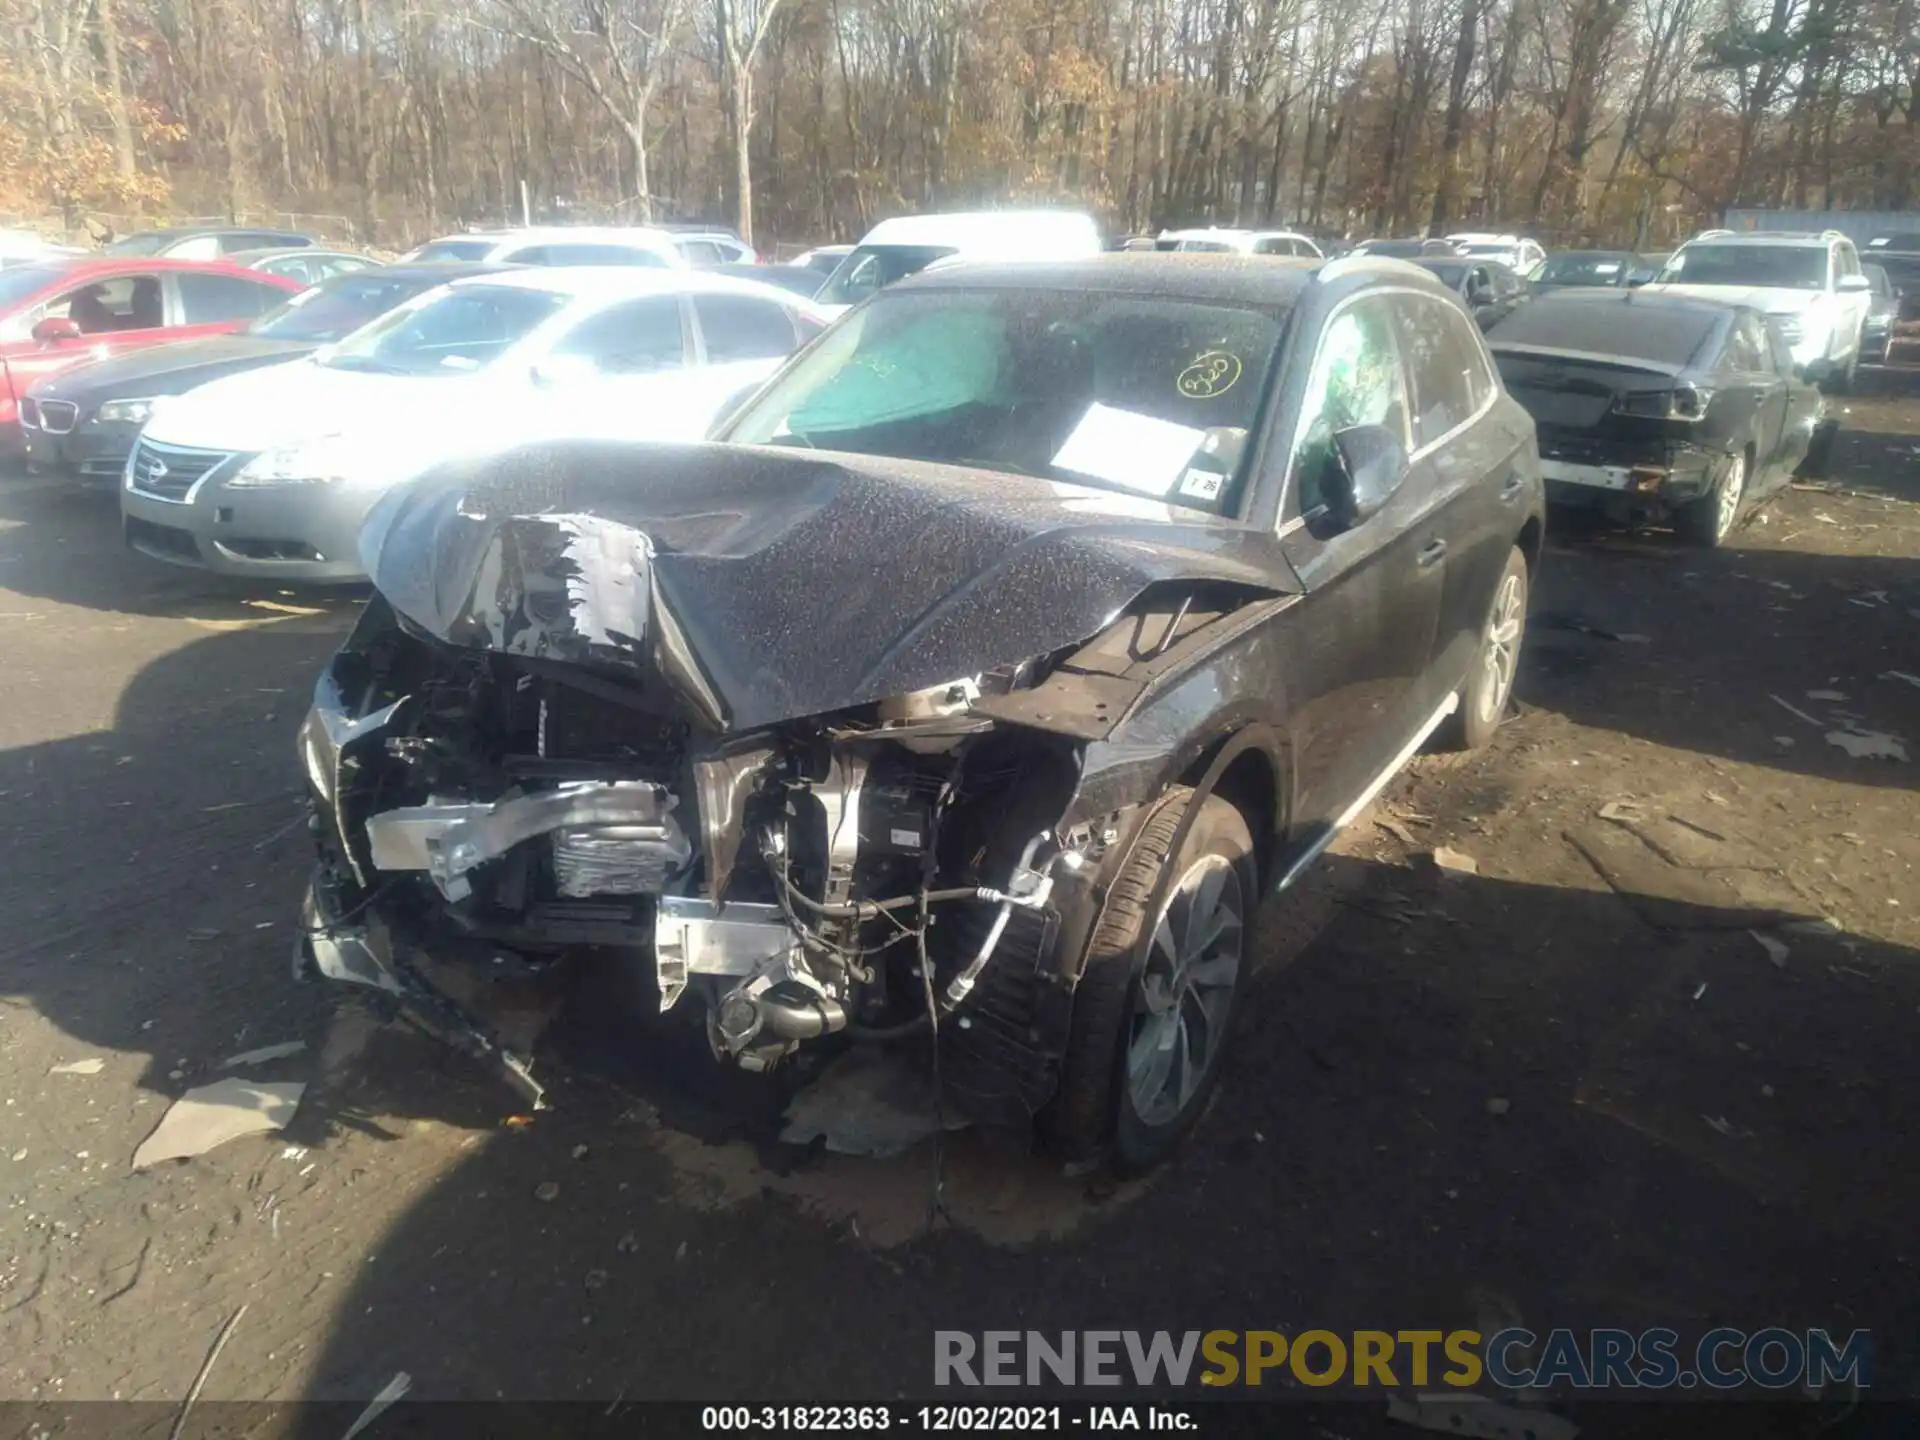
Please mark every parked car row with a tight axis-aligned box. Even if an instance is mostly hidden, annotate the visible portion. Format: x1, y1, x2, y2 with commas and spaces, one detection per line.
13, 205, 1885, 1171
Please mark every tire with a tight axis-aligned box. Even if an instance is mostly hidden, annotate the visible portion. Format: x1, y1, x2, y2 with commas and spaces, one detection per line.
1043, 787, 1254, 1172
1675, 449, 1747, 548
1433, 546, 1529, 752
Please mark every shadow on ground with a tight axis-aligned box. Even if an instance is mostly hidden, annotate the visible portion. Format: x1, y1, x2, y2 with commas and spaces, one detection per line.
269, 846, 1920, 1425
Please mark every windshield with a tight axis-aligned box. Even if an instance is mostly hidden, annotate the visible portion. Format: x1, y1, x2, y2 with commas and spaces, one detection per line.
320, 284, 568, 376
1422, 262, 1468, 288
406, 239, 495, 263
1660, 245, 1826, 290
1357, 240, 1426, 257
720, 287, 1286, 514
104, 233, 174, 256
251, 272, 446, 342
0, 264, 68, 308
1536, 254, 1631, 286
815, 244, 958, 306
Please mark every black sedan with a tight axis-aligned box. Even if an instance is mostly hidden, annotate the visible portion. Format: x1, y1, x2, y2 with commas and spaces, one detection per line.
1487, 289, 1823, 546
1414, 256, 1530, 329
295, 254, 1544, 1170
21, 262, 506, 488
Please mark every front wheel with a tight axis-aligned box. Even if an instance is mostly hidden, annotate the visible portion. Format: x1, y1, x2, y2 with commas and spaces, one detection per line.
1043, 788, 1254, 1172
1675, 449, 1747, 548
1820, 341, 1860, 395
1434, 546, 1528, 752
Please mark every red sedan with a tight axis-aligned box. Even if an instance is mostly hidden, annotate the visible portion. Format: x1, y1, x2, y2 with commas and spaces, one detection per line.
0, 257, 301, 451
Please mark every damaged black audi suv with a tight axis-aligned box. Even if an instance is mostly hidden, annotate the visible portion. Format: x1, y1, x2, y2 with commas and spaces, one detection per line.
296, 255, 1545, 1169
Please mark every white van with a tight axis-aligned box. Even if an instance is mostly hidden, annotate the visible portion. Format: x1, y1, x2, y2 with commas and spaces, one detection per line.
814, 211, 1103, 316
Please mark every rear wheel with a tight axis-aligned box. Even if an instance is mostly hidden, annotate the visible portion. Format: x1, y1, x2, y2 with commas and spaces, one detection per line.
1044, 788, 1253, 1172
1676, 449, 1746, 548
1434, 546, 1528, 752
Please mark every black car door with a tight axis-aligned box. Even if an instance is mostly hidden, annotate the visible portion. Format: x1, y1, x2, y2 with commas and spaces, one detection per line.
1760, 317, 1819, 483
1275, 291, 1447, 840
1724, 313, 1789, 487
1390, 292, 1527, 703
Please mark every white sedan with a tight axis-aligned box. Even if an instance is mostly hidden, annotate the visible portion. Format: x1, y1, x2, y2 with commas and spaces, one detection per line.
121, 268, 827, 582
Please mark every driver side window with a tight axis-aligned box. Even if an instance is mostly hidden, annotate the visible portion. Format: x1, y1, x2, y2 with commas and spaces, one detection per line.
1287, 296, 1409, 520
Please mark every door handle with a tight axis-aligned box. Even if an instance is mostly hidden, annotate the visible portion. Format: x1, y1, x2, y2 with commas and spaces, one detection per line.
1417, 537, 1447, 569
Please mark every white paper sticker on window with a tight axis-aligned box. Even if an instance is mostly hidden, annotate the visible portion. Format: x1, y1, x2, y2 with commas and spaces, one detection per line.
1178, 467, 1225, 500
1592, 262, 1621, 275
890, 828, 922, 848
1052, 402, 1206, 496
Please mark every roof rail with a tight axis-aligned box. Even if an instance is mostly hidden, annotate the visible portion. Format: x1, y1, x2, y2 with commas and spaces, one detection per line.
1693, 228, 1735, 240
1821, 228, 1848, 241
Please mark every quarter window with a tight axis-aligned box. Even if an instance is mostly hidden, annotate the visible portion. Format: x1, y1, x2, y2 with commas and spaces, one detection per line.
1393, 296, 1487, 447
1289, 296, 1410, 517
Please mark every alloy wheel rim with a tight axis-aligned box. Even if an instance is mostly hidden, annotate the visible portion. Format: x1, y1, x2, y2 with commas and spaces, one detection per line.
1715, 455, 1746, 540
1126, 853, 1244, 1127
1478, 571, 1525, 723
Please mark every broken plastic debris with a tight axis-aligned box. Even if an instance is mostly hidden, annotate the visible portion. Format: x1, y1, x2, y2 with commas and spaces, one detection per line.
1783, 917, 1841, 938
1430, 846, 1479, 877
49, 1058, 106, 1076
1385, 1393, 1577, 1440
1773, 735, 1795, 747
1703, 1115, 1736, 1137
1376, 817, 1419, 846
1825, 730, 1908, 762
1597, 800, 1646, 823
1750, 931, 1790, 969
534, 1181, 560, 1202
341, 1372, 412, 1440
133, 1079, 305, 1168
221, 1040, 307, 1068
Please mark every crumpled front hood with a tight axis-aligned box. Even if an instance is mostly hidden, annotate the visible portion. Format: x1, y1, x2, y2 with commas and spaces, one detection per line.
359, 440, 1296, 733
30, 335, 311, 404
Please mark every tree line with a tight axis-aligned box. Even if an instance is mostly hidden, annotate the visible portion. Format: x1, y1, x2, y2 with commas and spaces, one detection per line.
1, 0, 1914, 251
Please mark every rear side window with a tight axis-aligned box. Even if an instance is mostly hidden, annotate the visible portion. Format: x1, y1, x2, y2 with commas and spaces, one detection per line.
693, 293, 800, 362
222, 233, 303, 254
677, 240, 726, 266
178, 272, 284, 324
552, 296, 686, 373
1393, 295, 1491, 446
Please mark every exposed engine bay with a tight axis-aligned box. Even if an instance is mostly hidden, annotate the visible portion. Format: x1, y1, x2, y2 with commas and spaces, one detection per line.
295, 443, 1296, 1135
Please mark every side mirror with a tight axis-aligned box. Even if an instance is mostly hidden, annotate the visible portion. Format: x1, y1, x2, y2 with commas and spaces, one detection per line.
1324, 423, 1408, 528
1836, 274, 1871, 293
32, 316, 81, 344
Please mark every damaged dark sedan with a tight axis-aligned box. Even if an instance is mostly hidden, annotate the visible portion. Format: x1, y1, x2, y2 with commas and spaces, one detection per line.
1487, 288, 1824, 547
296, 256, 1545, 1169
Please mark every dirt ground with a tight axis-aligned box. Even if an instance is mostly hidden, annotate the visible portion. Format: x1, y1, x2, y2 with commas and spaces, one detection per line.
0, 363, 1916, 1431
